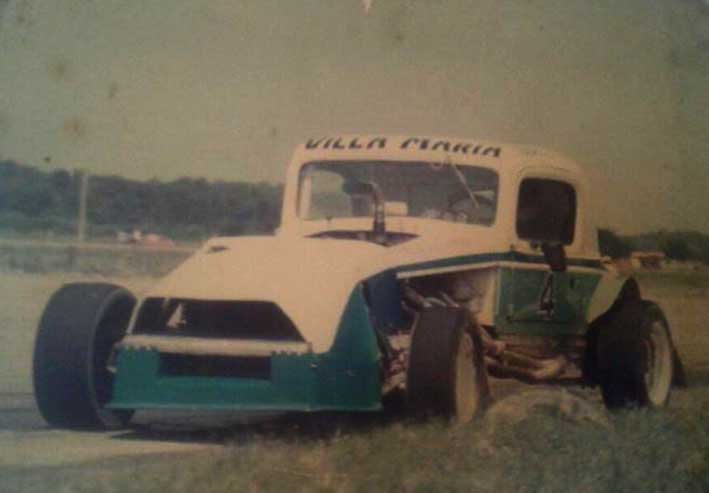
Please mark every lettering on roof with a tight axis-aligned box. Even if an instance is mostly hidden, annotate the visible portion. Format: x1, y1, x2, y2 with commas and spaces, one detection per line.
304, 136, 501, 158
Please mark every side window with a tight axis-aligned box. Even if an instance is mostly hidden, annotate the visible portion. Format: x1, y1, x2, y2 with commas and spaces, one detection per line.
516, 178, 576, 245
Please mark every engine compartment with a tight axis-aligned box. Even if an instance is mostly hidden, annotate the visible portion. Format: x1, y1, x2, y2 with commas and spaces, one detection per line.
365, 267, 585, 395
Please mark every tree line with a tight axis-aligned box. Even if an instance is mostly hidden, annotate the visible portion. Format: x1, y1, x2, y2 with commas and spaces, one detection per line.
599, 228, 709, 265
2, 158, 709, 259
0, 159, 282, 240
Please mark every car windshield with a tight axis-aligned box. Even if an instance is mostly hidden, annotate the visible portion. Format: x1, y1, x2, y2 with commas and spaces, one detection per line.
297, 160, 499, 226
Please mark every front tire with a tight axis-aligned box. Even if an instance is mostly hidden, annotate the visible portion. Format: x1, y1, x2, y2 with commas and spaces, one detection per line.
406, 307, 488, 423
33, 283, 136, 430
597, 300, 674, 409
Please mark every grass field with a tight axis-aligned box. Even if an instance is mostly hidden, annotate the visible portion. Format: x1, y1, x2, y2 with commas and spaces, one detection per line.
0, 238, 192, 277
2, 268, 709, 492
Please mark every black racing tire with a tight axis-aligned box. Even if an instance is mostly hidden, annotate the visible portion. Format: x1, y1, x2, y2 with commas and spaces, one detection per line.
33, 283, 136, 430
406, 307, 488, 423
673, 347, 687, 388
597, 300, 674, 409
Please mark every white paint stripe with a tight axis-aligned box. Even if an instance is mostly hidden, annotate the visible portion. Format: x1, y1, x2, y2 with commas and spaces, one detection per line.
397, 261, 500, 278
120, 335, 312, 357
496, 261, 605, 275
397, 260, 604, 279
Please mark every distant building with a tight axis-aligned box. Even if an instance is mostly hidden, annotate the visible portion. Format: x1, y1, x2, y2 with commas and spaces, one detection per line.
116, 229, 174, 249
631, 251, 666, 269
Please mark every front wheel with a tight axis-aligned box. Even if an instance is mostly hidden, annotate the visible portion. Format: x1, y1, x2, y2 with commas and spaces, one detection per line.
33, 283, 136, 429
597, 300, 674, 409
406, 307, 488, 423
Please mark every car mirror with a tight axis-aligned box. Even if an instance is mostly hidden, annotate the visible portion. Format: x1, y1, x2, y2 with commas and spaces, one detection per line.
542, 242, 567, 272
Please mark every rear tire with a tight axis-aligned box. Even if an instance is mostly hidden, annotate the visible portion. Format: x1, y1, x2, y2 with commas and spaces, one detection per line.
597, 300, 674, 409
406, 307, 488, 423
33, 283, 136, 430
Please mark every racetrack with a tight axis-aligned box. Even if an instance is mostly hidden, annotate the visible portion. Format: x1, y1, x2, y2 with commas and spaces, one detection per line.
0, 397, 219, 469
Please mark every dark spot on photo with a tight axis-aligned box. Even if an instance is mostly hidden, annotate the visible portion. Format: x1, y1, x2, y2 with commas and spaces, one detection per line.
63, 117, 88, 140
48, 59, 71, 82
108, 82, 120, 100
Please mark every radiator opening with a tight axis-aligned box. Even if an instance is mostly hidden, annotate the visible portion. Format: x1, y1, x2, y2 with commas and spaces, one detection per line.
134, 298, 303, 341
159, 353, 271, 379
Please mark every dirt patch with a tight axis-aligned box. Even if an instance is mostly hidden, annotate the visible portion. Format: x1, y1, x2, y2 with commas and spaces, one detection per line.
484, 387, 610, 435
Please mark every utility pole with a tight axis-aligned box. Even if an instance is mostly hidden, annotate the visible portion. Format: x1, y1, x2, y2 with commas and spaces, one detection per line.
77, 171, 89, 244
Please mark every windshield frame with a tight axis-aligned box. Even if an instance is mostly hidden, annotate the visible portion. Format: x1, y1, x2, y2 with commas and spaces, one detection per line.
295, 159, 500, 230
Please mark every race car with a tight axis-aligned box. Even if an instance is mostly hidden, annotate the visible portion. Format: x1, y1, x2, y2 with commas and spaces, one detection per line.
33, 135, 683, 429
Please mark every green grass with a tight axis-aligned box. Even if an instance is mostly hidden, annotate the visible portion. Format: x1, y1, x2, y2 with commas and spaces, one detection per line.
5, 406, 709, 492
0, 240, 192, 277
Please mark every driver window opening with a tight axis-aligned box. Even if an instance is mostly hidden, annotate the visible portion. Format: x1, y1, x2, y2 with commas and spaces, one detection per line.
516, 178, 576, 245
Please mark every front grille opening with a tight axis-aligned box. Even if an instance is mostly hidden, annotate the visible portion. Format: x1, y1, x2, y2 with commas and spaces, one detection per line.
134, 298, 303, 341
160, 354, 271, 379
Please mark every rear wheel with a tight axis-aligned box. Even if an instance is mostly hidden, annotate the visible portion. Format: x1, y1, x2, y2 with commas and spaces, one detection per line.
33, 283, 136, 429
407, 307, 488, 423
597, 300, 674, 408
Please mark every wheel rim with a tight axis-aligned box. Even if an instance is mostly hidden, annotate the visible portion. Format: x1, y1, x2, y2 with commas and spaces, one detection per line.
454, 332, 479, 423
644, 321, 673, 406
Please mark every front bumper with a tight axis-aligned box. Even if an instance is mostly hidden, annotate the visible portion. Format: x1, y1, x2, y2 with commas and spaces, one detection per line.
109, 285, 382, 412
108, 345, 381, 412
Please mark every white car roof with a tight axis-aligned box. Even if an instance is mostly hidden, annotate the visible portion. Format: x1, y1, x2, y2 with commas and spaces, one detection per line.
289, 134, 583, 178
281, 135, 598, 258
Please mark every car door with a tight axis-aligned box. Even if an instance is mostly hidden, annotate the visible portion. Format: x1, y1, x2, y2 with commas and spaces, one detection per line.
503, 176, 581, 336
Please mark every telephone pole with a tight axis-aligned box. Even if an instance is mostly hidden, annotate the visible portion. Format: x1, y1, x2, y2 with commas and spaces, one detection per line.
77, 171, 89, 244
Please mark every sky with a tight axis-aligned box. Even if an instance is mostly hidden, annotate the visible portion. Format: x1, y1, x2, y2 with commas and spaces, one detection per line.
0, 0, 708, 233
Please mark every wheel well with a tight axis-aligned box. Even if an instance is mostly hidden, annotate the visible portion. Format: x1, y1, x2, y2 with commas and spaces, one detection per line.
589, 277, 641, 329
583, 277, 641, 385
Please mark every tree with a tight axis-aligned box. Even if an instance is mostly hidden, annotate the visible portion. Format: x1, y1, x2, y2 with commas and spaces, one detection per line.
661, 236, 690, 261
598, 228, 631, 259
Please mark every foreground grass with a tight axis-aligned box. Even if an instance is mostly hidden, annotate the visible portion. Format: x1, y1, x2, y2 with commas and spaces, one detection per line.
6, 398, 709, 493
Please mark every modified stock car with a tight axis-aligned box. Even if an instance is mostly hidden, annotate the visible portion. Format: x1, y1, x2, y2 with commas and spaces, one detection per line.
33, 135, 684, 429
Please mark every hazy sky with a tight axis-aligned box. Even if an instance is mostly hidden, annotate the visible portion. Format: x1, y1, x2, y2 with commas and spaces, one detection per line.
1, 0, 708, 233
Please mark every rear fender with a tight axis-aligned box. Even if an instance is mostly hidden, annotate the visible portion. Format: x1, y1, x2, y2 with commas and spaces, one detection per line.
586, 275, 639, 323
582, 276, 640, 385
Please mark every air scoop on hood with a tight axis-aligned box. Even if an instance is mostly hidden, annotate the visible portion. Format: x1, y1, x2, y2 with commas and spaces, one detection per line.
307, 230, 417, 246
133, 298, 305, 341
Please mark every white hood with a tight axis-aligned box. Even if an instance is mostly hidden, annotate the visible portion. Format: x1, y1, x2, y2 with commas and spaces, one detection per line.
145, 235, 389, 352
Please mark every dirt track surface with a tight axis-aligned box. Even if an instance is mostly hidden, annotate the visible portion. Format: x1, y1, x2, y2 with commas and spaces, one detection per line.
0, 393, 224, 470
